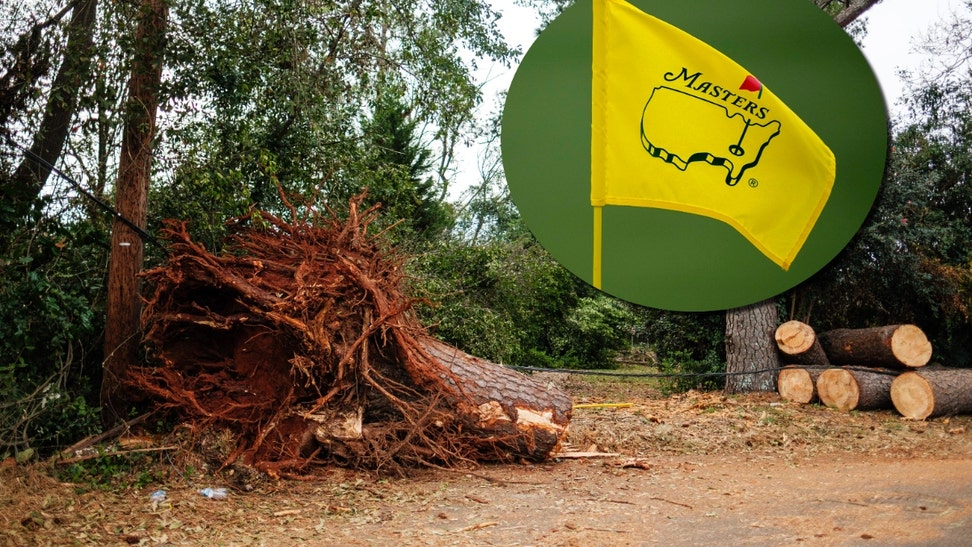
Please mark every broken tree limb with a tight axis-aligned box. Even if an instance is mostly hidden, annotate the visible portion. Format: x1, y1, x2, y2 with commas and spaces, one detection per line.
777, 365, 829, 404
817, 325, 932, 369
774, 321, 830, 366
131, 196, 572, 474
816, 367, 897, 411
58, 412, 151, 460
891, 368, 972, 420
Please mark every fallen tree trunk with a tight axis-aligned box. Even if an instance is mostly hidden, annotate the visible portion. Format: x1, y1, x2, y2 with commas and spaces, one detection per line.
891, 368, 972, 420
816, 367, 896, 411
777, 365, 828, 404
131, 197, 572, 475
817, 325, 932, 369
775, 321, 829, 366
422, 337, 571, 457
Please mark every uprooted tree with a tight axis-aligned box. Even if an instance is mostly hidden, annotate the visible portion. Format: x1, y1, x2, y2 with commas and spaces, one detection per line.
130, 196, 572, 477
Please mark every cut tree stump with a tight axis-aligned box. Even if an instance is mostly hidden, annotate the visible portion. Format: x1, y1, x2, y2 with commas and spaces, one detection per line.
891, 368, 972, 419
775, 321, 830, 366
817, 325, 932, 369
777, 366, 828, 404
816, 367, 896, 411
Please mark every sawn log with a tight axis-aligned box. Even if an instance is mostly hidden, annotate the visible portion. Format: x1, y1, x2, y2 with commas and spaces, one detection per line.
775, 321, 830, 366
891, 368, 972, 420
817, 325, 932, 369
777, 365, 828, 404
816, 367, 896, 411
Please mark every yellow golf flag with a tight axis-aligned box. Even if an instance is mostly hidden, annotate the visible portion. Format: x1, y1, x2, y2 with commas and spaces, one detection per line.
591, 0, 836, 286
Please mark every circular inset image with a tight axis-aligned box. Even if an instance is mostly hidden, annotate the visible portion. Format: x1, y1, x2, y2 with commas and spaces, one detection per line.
502, 0, 887, 311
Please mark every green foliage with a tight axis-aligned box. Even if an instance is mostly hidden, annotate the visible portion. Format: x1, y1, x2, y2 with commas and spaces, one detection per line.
358, 85, 452, 244
642, 309, 725, 364
0, 217, 107, 458
656, 349, 723, 394
155, 0, 516, 240
636, 309, 725, 392
550, 296, 636, 369
409, 232, 584, 367
55, 449, 163, 491
410, 179, 639, 370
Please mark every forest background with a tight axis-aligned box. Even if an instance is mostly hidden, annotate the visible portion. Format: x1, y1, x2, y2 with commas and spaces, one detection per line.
1, 0, 970, 459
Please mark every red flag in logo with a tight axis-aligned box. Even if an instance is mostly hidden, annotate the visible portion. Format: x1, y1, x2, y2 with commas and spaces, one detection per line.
739, 75, 763, 98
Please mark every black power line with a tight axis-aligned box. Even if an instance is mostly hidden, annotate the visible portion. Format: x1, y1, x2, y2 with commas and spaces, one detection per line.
509, 364, 901, 379
1, 132, 164, 250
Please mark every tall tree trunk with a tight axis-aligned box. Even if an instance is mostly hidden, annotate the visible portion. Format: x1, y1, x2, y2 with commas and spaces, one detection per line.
723, 0, 878, 393
725, 298, 780, 393
101, 0, 168, 426
2, 0, 98, 229
812, 0, 882, 27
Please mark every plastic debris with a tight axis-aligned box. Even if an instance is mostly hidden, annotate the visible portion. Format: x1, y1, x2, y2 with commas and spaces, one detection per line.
150, 490, 166, 509
197, 487, 228, 499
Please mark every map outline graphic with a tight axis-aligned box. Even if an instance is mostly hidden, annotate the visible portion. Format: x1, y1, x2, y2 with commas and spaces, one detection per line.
640, 86, 782, 186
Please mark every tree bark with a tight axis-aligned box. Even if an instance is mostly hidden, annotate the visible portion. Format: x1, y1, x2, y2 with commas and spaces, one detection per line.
101, 0, 168, 426
421, 337, 572, 458
816, 367, 896, 411
817, 325, 932, 369
813, 0, 883, 28
891, 368, 972, 420
775, 320, 830, 366
3, 0, 98, 228
777, 365, 828, 404
725, 298, 780, 393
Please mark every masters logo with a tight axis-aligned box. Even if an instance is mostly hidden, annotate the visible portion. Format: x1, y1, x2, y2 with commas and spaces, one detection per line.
641, 68, 780, 187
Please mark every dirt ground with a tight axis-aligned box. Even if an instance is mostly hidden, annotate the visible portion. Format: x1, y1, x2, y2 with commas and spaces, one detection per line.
2, 372, 971, 546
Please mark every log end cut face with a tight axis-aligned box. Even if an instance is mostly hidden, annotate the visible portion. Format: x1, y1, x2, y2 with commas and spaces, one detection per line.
775, 320, 816, 355
777, 367, 815, 403
891, 372, 935, 420
817, 368, 859, 411
891, 325, 933, 368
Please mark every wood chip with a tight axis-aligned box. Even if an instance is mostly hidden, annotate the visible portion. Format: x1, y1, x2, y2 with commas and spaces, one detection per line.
272, 509, 302, 517
617, 457, 652, 470
455, 521, 498, 532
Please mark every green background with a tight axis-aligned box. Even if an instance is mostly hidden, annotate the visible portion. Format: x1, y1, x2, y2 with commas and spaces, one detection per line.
501, 0, 888, 311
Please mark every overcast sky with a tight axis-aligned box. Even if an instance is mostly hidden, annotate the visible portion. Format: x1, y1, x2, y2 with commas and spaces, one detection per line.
858, 0, 965, 112
449, 0, 965, 198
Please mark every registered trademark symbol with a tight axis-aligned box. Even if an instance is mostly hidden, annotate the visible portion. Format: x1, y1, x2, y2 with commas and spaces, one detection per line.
748, 178, 759, 188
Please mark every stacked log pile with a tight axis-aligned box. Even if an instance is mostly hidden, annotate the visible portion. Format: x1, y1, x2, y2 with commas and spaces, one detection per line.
130, 197, 572, 477
775, 320, 972, 419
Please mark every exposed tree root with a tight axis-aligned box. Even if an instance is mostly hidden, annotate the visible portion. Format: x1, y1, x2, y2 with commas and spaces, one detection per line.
131, 196, 571, 475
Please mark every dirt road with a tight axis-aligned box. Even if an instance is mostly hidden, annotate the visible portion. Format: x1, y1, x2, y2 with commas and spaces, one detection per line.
3, 383, 971, 545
